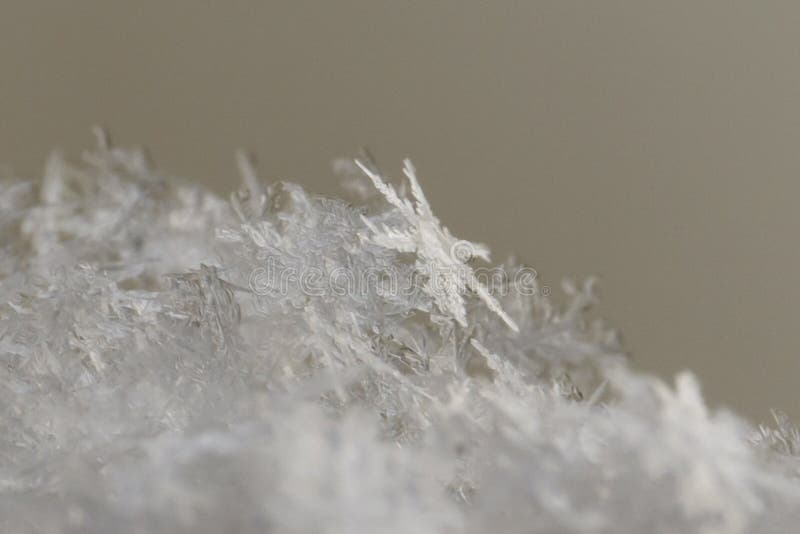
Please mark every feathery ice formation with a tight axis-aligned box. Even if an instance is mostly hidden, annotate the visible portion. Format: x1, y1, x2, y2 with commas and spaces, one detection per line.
0, 137, 799, 533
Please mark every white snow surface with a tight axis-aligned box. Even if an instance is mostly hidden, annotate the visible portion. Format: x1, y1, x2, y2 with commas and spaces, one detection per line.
0, 138, 799, 533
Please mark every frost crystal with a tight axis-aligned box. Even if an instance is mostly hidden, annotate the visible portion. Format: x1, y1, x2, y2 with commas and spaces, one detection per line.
356, 158, 518, 332
0, 136, 799, 533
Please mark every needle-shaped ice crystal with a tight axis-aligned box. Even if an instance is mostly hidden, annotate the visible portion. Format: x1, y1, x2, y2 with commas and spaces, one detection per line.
356, 158, 518, 332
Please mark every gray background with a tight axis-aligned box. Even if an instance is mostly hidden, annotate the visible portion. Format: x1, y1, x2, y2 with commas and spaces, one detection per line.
2, 1, 799, 422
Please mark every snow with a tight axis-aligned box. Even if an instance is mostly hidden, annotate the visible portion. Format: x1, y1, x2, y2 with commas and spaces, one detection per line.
0, 136, 798, 533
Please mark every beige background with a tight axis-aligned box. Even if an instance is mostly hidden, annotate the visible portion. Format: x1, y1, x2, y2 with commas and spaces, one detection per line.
2, 1, 799, 422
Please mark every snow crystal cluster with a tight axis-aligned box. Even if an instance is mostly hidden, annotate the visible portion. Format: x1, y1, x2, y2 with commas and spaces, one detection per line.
1, 134, 799, 533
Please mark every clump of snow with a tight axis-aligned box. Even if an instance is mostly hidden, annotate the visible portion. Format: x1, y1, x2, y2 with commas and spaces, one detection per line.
0, 135, 798, 533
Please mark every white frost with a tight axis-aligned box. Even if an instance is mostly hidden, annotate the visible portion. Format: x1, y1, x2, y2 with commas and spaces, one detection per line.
0, 137, 798, 533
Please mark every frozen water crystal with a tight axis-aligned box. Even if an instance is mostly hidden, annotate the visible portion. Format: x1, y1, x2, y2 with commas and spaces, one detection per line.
0, 135, 799, 533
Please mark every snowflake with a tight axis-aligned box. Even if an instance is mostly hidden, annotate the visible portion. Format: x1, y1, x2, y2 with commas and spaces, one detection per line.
356, 158, 519, 332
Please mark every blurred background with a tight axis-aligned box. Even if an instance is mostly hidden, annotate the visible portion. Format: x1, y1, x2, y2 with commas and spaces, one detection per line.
2, 1, 799, 422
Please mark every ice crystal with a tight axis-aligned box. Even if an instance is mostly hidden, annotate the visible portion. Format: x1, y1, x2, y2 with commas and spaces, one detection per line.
1, 135, 799, 533
356, 158, 518, 332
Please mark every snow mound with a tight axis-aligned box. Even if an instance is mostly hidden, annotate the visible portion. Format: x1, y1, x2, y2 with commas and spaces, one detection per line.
1, 136, 798, 533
